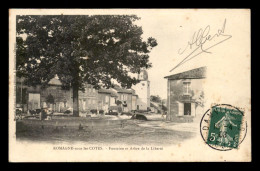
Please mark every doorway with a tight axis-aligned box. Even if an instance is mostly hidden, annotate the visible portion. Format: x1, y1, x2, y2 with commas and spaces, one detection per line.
184, 103, 191, 115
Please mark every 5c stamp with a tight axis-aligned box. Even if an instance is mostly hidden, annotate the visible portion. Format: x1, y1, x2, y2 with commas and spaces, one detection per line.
200, 104, 247, 151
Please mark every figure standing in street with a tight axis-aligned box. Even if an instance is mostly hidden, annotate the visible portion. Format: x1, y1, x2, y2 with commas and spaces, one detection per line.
215, 112, 237, 144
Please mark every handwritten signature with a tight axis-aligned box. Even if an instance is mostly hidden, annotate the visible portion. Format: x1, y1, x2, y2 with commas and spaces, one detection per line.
170, 19, 232, 72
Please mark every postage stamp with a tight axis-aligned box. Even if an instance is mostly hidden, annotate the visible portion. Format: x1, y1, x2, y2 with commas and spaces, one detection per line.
200, 104, 247, 151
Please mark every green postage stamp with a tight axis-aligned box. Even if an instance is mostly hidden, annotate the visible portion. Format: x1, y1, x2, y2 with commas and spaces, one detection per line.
200, 104, 247, 151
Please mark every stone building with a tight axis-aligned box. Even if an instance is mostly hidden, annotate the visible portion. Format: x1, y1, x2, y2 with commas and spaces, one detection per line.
78, 84, 98, 112
16, 77, 73, 113
16, 77, 138, 114
112, 85, 133, 112
97, 88, 113, 113
164, 67, 207, 122
40, 78, 72, 112
131, 89, 138, 111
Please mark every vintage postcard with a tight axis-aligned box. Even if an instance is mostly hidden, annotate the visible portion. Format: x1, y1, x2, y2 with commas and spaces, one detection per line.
9, 9, 251, 162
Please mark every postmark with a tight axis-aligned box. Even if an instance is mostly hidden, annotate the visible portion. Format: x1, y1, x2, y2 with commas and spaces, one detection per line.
200, 104, 247, 151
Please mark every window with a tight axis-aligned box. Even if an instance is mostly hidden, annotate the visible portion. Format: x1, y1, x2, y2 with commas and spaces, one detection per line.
83, 100, 86, 110
105, 96, 109, 103
122, 94, 127, 101
183, 82, 191, 95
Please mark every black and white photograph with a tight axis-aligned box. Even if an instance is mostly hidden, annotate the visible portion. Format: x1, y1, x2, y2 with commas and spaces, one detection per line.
9, 9, 251, 162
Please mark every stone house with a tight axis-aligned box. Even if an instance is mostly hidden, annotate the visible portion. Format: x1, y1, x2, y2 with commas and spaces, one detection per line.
78, 84, 98, 112
16, 77, 73, 113
97, 88, 113, 113
16, 77, 138, 114
112, 85, 133, 112
131, 89, 138, 111
164, 67, 207, 122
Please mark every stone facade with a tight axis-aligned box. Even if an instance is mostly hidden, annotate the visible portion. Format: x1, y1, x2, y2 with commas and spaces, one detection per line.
78, 84, 99, 112
16, 77, 139, 114
164, 67, 206, 122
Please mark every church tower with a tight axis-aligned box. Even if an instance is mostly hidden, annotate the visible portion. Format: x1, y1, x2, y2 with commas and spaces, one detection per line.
133, 70, 150, 111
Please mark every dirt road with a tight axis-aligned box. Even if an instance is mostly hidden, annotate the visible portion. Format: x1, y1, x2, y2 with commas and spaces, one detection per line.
16, 115, 197, 145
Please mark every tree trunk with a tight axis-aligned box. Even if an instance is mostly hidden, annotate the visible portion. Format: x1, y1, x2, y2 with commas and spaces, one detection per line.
72, 84, 79, 117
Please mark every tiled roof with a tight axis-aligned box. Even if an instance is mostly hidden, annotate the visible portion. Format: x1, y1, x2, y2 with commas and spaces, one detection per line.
164, 67, 207, 80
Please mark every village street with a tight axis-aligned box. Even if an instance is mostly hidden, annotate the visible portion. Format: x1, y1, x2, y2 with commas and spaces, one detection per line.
16, 113, 198, 145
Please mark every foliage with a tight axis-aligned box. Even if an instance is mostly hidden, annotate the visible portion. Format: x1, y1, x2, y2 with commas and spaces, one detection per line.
150, 95, 162, 103
16, 15, 157, 89
16, 15, 157, 116
161, 104, 167, 111
195, 91, 205, 108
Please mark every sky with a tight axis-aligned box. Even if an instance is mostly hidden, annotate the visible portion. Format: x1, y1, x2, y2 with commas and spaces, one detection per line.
14, 9, 249, 101
130, 9, 247, 99
133, 10, 209, 99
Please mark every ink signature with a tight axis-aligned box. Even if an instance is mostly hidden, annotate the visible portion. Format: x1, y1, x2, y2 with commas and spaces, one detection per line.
170, 19, 232, 72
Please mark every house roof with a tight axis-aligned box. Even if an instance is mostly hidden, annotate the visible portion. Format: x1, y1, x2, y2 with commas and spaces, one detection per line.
48, 78, 62, 85
98, 88, 112, 94
98, 88, 119, 97
112, 85, 133, 94
16, 77, 63, 86
164, 67, 207, 80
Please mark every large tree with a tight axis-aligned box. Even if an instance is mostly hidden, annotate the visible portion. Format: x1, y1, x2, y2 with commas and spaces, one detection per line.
16, 15, 157, 116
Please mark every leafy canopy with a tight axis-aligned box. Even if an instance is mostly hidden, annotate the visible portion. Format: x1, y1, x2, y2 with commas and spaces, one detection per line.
16, 15, 157, 90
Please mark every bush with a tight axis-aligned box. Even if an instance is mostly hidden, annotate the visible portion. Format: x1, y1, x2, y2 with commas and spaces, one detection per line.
121, 112, 132, 116
90, 109, 97, 114
99, 110, 104, 114
107, 110, 118, 116
36, 109, 41, 114
16, 109, 22, 115
64, 110, 71, 114
131, 114, 148, 120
